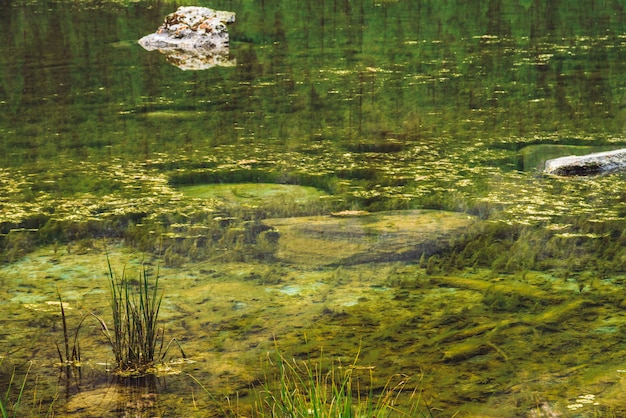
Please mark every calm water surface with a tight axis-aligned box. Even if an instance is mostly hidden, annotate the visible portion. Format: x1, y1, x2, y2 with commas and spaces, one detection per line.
3, 0, 626, 416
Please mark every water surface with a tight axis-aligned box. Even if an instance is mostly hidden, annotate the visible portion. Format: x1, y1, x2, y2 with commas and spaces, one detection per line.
3, 0, 626, 416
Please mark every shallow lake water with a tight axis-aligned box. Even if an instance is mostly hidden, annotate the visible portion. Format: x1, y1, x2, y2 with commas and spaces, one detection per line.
4, 0, 626, 416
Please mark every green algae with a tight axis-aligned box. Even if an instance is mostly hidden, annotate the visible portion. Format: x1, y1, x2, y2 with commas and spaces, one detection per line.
178, 183, 330, 218
3, 0, 626, 416
2, 243, 626, 415
179, 183, 326, 203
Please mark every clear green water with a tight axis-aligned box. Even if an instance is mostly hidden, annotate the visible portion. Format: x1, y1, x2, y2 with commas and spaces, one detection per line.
3, 0, 626, 416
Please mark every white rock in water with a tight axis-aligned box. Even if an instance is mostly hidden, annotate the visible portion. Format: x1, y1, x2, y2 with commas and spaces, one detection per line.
164, 6, 235, 28
544, 148, 626, 176
138, 6, 236, 70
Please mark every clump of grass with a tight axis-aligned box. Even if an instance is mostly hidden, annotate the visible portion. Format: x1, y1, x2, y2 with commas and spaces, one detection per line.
95, 257, 165, 376
189, 344, 432, 417
252, 347, 431, 417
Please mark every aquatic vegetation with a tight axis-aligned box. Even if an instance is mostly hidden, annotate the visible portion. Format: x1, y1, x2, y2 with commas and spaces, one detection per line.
5, 0, 626, 415
97, 258, 166, 376
2, 229, 37, 263
0, 361, 30, 418
0, 361, 54, 418
7, 243, 626, 415
189, 345, 432, 417
252, 347, 432, 417
54, 292, 85, 367
253, 353, 424, 418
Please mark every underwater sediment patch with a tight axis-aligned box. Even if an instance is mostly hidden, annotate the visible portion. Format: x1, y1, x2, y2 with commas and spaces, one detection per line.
263, 209, 477, 266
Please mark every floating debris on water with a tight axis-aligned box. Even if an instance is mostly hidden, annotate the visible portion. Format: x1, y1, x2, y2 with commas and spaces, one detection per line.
567, 394, 600, 411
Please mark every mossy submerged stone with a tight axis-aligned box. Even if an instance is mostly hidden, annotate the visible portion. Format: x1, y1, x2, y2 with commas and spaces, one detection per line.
263, 209, 477, 266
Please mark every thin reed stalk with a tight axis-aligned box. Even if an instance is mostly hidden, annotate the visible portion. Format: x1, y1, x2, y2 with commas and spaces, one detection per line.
55, 291, 85, 366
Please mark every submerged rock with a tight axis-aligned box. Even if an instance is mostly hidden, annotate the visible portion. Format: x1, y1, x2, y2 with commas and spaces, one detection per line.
544, 148, 626, 176
138, 6, 236, 70
263, 210, 477, 266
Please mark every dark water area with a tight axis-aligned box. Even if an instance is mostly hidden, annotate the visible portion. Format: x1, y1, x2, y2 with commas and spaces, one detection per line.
3, 0, 626, 416
3, 0, 626, 226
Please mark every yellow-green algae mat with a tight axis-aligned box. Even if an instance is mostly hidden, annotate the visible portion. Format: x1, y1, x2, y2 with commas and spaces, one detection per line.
3, 244, 626, 415
178, 182, 327, 207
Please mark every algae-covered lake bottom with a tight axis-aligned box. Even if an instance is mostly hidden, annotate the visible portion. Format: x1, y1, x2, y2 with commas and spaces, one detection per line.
4, 226, 626, 417
5, 0, 626, 416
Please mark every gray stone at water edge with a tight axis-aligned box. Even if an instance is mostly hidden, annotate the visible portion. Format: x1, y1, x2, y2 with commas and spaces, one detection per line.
544, 148, 626, 176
